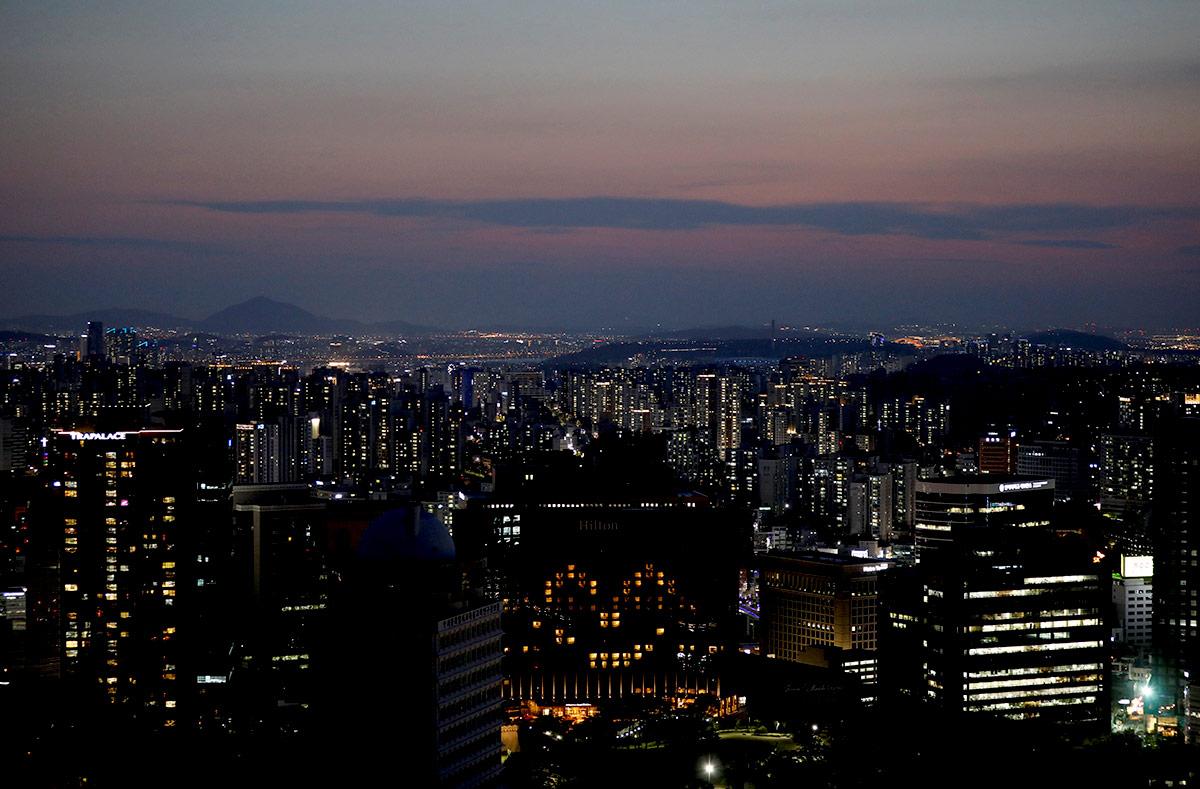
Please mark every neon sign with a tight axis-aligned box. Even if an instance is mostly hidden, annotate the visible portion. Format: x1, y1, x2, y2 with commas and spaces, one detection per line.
998, 480, 1050, 492
55, 429, 183, 441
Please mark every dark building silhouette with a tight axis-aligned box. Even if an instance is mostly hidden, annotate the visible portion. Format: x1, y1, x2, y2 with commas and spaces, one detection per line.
84, 321, 105, 360
326, 507, 503, 787
1152, 417, 1200, 741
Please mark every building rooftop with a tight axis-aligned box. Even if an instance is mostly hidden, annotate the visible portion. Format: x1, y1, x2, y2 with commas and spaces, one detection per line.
357, 506, 456, 564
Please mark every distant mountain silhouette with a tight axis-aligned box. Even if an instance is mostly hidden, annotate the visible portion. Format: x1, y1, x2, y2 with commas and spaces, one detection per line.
0, 297, 431, 336
1021, 329, 1126, 351
197, 296, 358, 334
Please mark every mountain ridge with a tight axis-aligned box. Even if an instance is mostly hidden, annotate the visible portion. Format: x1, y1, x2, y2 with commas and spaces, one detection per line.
0, 297, 432, 336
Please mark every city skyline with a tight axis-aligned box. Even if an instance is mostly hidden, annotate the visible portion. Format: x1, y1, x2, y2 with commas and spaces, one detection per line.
5, 4, 1200, 785
3, 3, 1199, 329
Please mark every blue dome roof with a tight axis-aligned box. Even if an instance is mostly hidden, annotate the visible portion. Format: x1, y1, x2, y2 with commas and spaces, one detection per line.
357, 507, 456, 564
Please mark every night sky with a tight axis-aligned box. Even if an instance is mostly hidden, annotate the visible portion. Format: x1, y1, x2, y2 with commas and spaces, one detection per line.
2, 2, 1198, 330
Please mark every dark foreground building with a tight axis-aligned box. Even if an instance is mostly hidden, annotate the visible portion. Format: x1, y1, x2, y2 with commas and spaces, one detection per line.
1153, 418, 1200, 741
326, 507, 503, 787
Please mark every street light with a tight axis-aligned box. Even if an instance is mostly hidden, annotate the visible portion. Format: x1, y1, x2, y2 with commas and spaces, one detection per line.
704, 761, 715, 778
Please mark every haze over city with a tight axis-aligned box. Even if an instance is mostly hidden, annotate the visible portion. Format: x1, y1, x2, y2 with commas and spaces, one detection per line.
2, 2, 1199, 329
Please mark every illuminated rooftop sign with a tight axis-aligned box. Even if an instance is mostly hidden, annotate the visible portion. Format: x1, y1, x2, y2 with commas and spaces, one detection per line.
997, 480, 1051, 492
1121, 555, 1153, 578
55, 429, 183, 441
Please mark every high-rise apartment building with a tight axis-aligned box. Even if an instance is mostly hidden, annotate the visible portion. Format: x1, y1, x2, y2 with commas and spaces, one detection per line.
234, 422, 281, 484
1100, 433, 1155, 514
45, 427, 193, 728
848, 470, 893, 541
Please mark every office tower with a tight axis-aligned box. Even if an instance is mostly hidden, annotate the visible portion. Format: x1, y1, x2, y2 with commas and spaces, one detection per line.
231, 484, 328, 720
84, 321, 105, 360
1016, 440, 1084, 501
914, 477, 1055, 562
914, 476, 1107, 733
330, 507, 503, 787
505, 370, 547, 403
44, 427, 193, 728
759, 552, 887, 702
978, 430, 1017, 475
1152, 417, 1200, 742
1113, 555, 1153, 650
757, 454, 795, 514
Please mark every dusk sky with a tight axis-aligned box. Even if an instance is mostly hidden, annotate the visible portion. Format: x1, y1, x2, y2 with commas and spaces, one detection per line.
2, 2, 1198, 330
